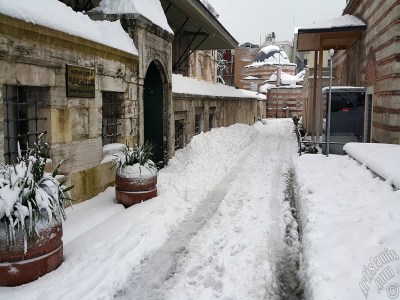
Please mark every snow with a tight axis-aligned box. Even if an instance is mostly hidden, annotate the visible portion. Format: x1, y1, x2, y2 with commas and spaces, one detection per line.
344, 142, 400, 189
200, 0, 219, 19
268, 70, 304, 86
258, 45, 291, 64
62, 188, 125, 245
247, 45, 295, 67
0, 0, 138, 55
298, 14, 366, 31
322, 86, 365, 93
296, 154, 400, 299
172, 74, 266, 100
118, 162, 157, 179
91, 0, 173, 34
243, 76, 261, 80
0, 123, 264, 299
1, 120, 399, 300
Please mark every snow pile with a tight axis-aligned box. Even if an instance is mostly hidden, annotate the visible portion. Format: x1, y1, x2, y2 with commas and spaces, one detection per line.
173, 74, 266, 100
296, 154, 400, 299
344, 142, 400, 189
91, 0, 173, 34
299, 14, 366, 31
0, 0, 138, 55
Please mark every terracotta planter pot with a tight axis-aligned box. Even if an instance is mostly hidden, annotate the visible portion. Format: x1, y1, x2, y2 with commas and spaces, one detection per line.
0, 222, 63, 287
115, 171, 158, 208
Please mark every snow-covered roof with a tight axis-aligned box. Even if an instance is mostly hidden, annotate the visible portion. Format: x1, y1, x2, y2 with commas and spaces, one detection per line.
259, 82, 303, 94
243, 76, 261, 80
255, 45, 291, 64
91, 0, 173, 34
297, 15, 366, 52
298, 14, 366, 31
199, 0, 219, 19
0, 0, 138, 55
322, 86, 365, 93
172, 74, 266, 100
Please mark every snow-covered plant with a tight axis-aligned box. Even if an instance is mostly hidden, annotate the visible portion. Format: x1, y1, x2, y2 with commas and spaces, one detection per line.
112, 141, 158, 174
0, 135, 72, 250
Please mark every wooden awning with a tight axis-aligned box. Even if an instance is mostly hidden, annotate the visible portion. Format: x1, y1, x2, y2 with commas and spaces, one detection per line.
297, 15, 366, 51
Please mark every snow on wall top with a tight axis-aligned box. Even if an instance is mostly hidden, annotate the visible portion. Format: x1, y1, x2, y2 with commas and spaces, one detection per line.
299, 14, 366, 31
322, 86, 365, 93
92, 0, 173, 34
343, 142, 400, 189
0, 0, 138, 55
172, 74, 266, 100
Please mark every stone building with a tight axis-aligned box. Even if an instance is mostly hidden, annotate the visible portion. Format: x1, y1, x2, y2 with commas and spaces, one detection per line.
297, 1, 399, 144
237, 45, 303, 118
334, 0, 400, 144
0, 0, 264, 202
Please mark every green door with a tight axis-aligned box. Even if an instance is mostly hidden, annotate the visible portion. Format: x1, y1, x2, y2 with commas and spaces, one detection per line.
144, 62, 164, 165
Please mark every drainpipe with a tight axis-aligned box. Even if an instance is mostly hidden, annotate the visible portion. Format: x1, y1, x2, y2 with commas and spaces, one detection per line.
326, 49, 334, 157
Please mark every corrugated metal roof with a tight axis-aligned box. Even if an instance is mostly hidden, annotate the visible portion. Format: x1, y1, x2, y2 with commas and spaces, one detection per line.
160, 0, 238, 50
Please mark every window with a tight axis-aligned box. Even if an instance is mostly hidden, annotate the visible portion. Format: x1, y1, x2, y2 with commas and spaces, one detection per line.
209, 113, 216, 130
174, 119, 184, 150
195, 114, 203, 135
3, 85, 48, 164
102, 92, 123, 146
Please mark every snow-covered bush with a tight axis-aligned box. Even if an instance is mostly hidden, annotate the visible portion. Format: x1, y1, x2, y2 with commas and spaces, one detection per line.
112, 141, 158, 176
0, 135, 71, 248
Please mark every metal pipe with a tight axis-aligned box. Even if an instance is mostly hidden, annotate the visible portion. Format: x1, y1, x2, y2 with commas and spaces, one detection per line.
326, 49, 334, 157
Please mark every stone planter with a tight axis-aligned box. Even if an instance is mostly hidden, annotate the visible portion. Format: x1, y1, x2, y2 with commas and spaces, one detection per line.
0, 222, 63, 286
115, 169, 158, 208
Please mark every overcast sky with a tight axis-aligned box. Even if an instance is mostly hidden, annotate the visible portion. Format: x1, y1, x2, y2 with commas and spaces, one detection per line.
206, 0, 347, 45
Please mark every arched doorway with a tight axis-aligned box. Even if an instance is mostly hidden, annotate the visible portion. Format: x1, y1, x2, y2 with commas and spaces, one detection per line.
144, 61, 164, 165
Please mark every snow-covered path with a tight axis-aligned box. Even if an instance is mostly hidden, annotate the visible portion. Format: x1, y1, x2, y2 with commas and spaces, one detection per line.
116, 120, 297, 299
0, 120, 299, 300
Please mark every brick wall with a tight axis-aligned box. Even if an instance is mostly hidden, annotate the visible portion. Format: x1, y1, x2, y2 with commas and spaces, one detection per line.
336, 0, 400, 144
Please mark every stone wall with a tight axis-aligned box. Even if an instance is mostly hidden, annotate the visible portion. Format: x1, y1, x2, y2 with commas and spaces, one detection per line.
173, 93, 266, 146
335, 0, 400, 144
0, 14, 139, 202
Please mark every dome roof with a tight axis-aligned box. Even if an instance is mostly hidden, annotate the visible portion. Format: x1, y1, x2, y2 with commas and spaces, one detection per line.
255, 45, 291, 64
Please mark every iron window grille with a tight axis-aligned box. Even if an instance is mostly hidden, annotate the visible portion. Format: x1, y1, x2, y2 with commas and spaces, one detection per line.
174, 119, 184, 150
3, 85, 48, 164
102, 92, 123, 146
209, 113, 216, 130
195, 114, 203, 135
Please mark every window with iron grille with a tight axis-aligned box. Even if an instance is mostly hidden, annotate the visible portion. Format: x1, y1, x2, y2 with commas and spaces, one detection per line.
195, 114, 203, 135
3, 85, 48, 164
102, 92, 123, 146
174, 119, 184, 150
209, 113, 216, 130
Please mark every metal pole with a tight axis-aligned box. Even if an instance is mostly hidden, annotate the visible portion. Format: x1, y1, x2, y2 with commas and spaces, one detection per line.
326, 49, 334, 157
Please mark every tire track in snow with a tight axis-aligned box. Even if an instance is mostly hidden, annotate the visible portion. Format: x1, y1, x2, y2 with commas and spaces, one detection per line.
115, 119, 297, 299
113, 131, 259, 299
